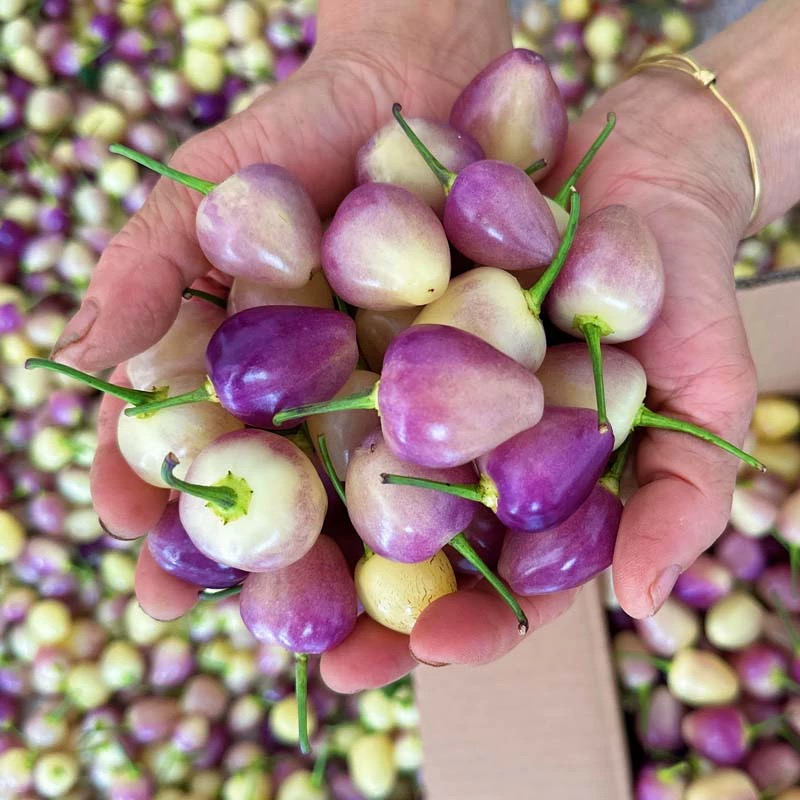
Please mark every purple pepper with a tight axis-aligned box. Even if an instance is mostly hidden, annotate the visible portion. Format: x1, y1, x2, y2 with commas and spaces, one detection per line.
147, 501, 247, 588
730, 643, 790, 700
42, 0, 70, 19
498, 478, 621, 593
240, 535, 357, 654
0, 302, 23, 334
757, 565, 800, 612
110, 145, 323, 286
673, 553, 734, 610
345, 429, 477, 563
553, 21, 586, 55
638, 686, 684, 753
746, 741, 800, 792
27, 491, 68, 535
635, 765, 687, 800
378, 325, 544, 467
37, 205, 70, 234
443, 159, 560, 269
87, 13, 120, 43
275, 51, 305, 81
479, 407, 614, 531
205, 306, 358, 428
301, 14, 317, 47
114, 29, 152, 62
191, 93, 228, 126
0, 220, 29, 257
681, 707, 749, 765
449, 49, 568, 179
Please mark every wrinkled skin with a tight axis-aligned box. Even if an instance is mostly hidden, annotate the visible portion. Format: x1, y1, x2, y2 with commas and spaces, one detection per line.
64, 3, 762, 690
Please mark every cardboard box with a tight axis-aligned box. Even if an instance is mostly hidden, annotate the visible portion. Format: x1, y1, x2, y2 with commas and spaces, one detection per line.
414, 268, 800, 800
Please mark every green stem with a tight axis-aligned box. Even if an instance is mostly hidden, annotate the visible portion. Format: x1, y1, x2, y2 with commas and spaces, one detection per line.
791, 546, 800, 595
525, 188, 581, 317
449, 532, 528, 634
574, 316, 613, 433
124, 378, 216, 417
600, 436, 633, 496
333, 294, 349, 315
363, 543, 374, 558
524, 158, 548, 176
182, 287, 226, 308
310, 742, 329, 789
317, 434, 346, 506
25, 358, 161, 406
553, 112, 617, 208
380, 473, 484, 504
161, 453, 238, 511
633, 406, 766, 472
656, 760, 691, 784
391, 103, 456, 192
198, 584, 243, 601
747, 714, 785, 741
635, 683, 653, 741
778, 674, 800, 694
273, 384, 378, 427
778, 722, 800, 753
109, 144, 216, 195
295, 653, 311, 755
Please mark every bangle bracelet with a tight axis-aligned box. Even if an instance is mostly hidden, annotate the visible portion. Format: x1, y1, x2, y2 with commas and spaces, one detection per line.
630, 52, 761, 225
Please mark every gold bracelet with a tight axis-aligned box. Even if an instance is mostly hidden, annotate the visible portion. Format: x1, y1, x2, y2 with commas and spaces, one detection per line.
630, 52, 761, 225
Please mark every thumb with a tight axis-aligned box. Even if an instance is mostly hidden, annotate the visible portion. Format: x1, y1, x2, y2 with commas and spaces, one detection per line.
51, 65, 380, 372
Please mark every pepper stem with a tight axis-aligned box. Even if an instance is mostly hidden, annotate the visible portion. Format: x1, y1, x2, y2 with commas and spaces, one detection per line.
574, 315, 614, 433
380, 473, 483, 504
317, 434, 346, 505
182, 287, 226, 308
295, 653, 311, 755
25, 357, 164, 406
524, 158, 548, 176
272, 384, 379, 427
391, 103, 456, 193
109, 144, 216, 195
747, 714, 785, 741
633, 407, 766, 472
198, 584, 243, 602
449, 532, 528, 634
310, 741, 329, 788
791, 545, 800, 594
525, 188, 581, 317
553, 112, 616, 208
656, 761, 691, 784
160, 453, 251, 524
124, 377, 217, 417
600, 436, 633, 496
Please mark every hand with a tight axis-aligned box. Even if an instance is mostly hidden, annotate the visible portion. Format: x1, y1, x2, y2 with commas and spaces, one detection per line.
61, 8, 759, 692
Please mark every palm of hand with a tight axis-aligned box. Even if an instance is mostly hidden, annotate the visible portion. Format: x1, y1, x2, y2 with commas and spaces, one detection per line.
76, 34, 755, 692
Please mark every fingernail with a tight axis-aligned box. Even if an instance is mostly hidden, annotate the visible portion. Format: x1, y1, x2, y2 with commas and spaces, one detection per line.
648, 563, 682, 616
410, 650, 448, 668
51, 297, 99, 363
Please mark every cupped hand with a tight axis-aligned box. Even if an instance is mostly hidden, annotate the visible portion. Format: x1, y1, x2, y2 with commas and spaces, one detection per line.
63, 8, 757, 692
